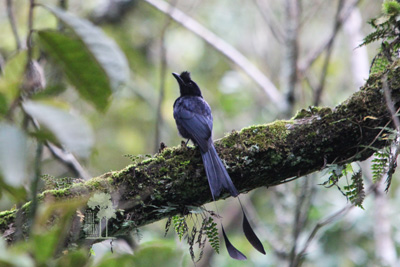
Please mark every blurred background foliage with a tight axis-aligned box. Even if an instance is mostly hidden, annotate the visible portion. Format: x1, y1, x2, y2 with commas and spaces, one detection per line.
1, 0, 399, 266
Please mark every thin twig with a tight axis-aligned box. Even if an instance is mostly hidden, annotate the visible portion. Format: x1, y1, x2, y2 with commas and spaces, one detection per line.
382, 73, 400, 192
6, 0, 22, 50
282, 0, 300, 116
28, 117, 91, 180
343, 7, 369, 89
299, 0, 362, 75
46, 142, 91, 180
367, 168, 398, 265
24, 0, 90, 180
289, 178, 314, 267
28, 141, 43, 232
252, 0, 285, 43
154, 0, 176, 153
59, 0, 67, 9
295, 182, 380, 262
337, 105, 400, 166
383, 74, 400, 130
5, 0, 38, 121
58, 0, 68, 31
299, 0, 326, 28
143, 0, 287, 111
27, 0, 35, 61
313, 0, 344, 106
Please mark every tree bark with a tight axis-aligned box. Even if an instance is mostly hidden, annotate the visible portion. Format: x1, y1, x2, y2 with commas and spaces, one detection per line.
1, 60, 399, 245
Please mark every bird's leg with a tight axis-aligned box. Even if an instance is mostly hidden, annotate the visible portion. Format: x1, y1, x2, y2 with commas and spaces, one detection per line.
180, 139, 191, 148
180, 140, 189, 148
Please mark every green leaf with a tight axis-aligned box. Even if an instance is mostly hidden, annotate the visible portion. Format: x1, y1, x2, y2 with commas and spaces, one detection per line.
173, 215, 188, 241
23, 101, 94, 158
37, 30, 112, 111
345, 170, 365, 209
0, 184, 27, 200
0, 92, 8, 116
32, 228, 61, 264
38, 5, 130, 110
0, 123, 28, 187
131, 242, 183, 267
0, 51, 27, 101
55, 249, 90, 267
94, 254, 135, 267
383, 0, 400, 16
0, 237, 34, 267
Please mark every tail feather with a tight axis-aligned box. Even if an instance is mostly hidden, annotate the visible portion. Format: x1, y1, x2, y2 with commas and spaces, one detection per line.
201, 144, 238, 198
242, 208, 266, 254
201, 144, 266, 258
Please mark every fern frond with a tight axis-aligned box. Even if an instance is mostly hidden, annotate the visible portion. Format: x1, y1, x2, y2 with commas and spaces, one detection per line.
164, 216, 172, 237
344, 170, 365, 209
188, 226, 197, 262
202, 216, 220, 254
173, 215, 188, 241
372, 150, 389, 183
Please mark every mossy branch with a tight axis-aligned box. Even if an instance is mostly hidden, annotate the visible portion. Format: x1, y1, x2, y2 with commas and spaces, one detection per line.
1, 60, 400, 245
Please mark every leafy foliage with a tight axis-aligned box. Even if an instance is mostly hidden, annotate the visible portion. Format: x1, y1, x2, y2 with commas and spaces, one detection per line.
37, 5, 130, 111
0, 0, 397, 265
323, 164, 366, 209
164, 216, 172, 237
372, 150, 390, 183
361, 1, 400, 74
37, 30, 113, 111
166, 209, 220, 262
172, 215, 188, 241
372, 139, 400, 192
344, 171, 365, 209
202, 216, 220, 255
361, 1, 400, 47
321, 164, 353, 197
23, 101, 94, 158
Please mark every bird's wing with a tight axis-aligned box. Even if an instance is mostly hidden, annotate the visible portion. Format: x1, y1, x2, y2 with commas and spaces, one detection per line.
174, 104, 212, 153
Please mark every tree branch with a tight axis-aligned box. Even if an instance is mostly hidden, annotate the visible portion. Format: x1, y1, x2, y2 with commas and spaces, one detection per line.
1, 60, 400, 245
143, 0, 287, 111
6, 0, 22, 51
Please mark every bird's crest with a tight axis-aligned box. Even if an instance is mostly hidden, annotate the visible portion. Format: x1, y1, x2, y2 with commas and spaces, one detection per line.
180, 71, 192, 83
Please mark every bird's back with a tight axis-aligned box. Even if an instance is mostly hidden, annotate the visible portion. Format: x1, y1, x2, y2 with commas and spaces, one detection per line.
173, 95, 213, 152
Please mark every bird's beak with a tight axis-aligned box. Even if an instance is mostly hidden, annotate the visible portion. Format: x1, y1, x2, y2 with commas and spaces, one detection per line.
172, 72, 184, 86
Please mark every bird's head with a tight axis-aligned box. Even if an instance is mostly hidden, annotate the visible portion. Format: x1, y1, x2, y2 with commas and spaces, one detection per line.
172, 71, 202, 97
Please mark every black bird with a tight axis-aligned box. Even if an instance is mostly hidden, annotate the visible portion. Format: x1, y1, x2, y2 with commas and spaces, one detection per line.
172, 71, 265, 260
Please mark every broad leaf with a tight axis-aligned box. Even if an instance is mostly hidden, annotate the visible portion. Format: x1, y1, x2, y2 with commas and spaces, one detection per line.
0, 123, 27, 187
32, 227, 60, 264
0, 51, 27, 101
37, 31, 111, 111
0, 237, 34, 267
38, 5, 129, 110
23, 101, 94, 158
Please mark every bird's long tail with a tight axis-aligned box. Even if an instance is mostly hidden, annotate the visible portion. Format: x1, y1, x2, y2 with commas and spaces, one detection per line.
201, 144, 266, 259
201, 144, 238, 199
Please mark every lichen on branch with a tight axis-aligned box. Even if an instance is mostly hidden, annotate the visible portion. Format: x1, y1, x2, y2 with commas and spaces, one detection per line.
1, 60, 400, 245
